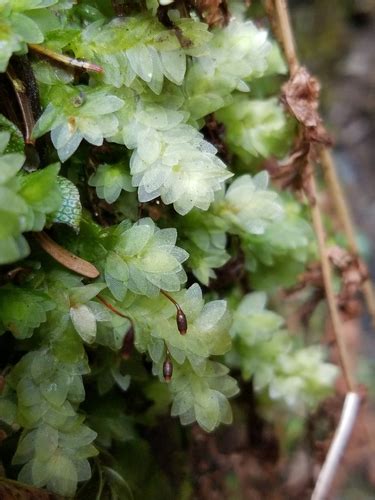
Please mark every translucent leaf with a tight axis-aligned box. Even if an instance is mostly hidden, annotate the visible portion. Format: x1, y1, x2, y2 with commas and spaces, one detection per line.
0, 153, 24, 183
82, 95, 124, 116
0, 398, 17, 426
67, 374, 85, 403
105, 252, 129, 281
30, 351, 57, 383
160, 49, 186, 84
69, 283, 106, 306
35, 424, 59, 462
196, 300, 227, 332
43, 400, 76, 428
111, 367, 131, 392
17, 377, 42, 407
39, 369, 70, 407
31, 457, 50, 487
73, 458, 92, 482
127, 45, 153, 82
70, 304, 97, 344
47, 453, 78, 497
195, 392, 219, 432
13, 430, 37, 465
120, 223, 153, 256
59, 425, 97, 449
11, 13, 44, 44
17, 401, 49, 427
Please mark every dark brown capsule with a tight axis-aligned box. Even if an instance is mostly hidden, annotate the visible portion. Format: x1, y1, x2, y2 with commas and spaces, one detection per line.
121, 325, 135, 360
176, 308, 187, 335
163, 359, 173, 382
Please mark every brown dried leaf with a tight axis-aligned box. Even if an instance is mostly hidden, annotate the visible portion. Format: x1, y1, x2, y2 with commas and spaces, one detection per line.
328, 246, 368, 316
266, 138, 312, 196
285, 248, 368, 321
267, 68, 333, 197
285, 262, 324, 296
0, 479, 61, 500
193, 0, 229, 27
281, 67, 332, 145
33, 231, 100, 279
328, 245, 354, 270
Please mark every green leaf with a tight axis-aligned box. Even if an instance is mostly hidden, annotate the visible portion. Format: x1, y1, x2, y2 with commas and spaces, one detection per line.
89, 163, 135, 204
169, 361, 239, 432
11, 12, 44, 44
107, 218, 188, 297
111, 367, 131, 392
229, 292, 338, 411
47, 453, 78, 497
13, 430, 38, 465
0, 398, 17, 426
216, 173, 283, 236
35, 424, 59, 461
0, 115, 24, 154
70, 304, 97, 344
18, 163, 61, 212
69, 283, 106, 306
0, 287, 55, 339
17, 377, 42, 407
39, 369, 70, 406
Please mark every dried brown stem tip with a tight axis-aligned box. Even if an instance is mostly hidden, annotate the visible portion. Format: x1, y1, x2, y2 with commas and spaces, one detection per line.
161, 290, 188, 335
163, 358, 173, 382
121, 325, 135, 360
97, 295, 132, 321
176, 308, 187, 335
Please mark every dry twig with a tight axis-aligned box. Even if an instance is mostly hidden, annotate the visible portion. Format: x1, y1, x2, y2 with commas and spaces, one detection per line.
6, 66, 35, 145
28, 44, 103, 73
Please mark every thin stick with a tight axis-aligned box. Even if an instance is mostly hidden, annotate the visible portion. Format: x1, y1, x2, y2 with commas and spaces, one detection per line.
33, 231, 100, 278
319, 149, 375, 327
272, 0, 299, 75
6, 66, 35, 145
308, 176, 355, 391
96, 294, 132, 323
28, 44, 104, 73
320, 149, 356, 252
311, 392, 361, 500
161, 289, 181, 310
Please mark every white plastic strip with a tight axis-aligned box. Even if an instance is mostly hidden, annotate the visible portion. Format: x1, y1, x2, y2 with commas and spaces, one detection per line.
311, 392, 361, 500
